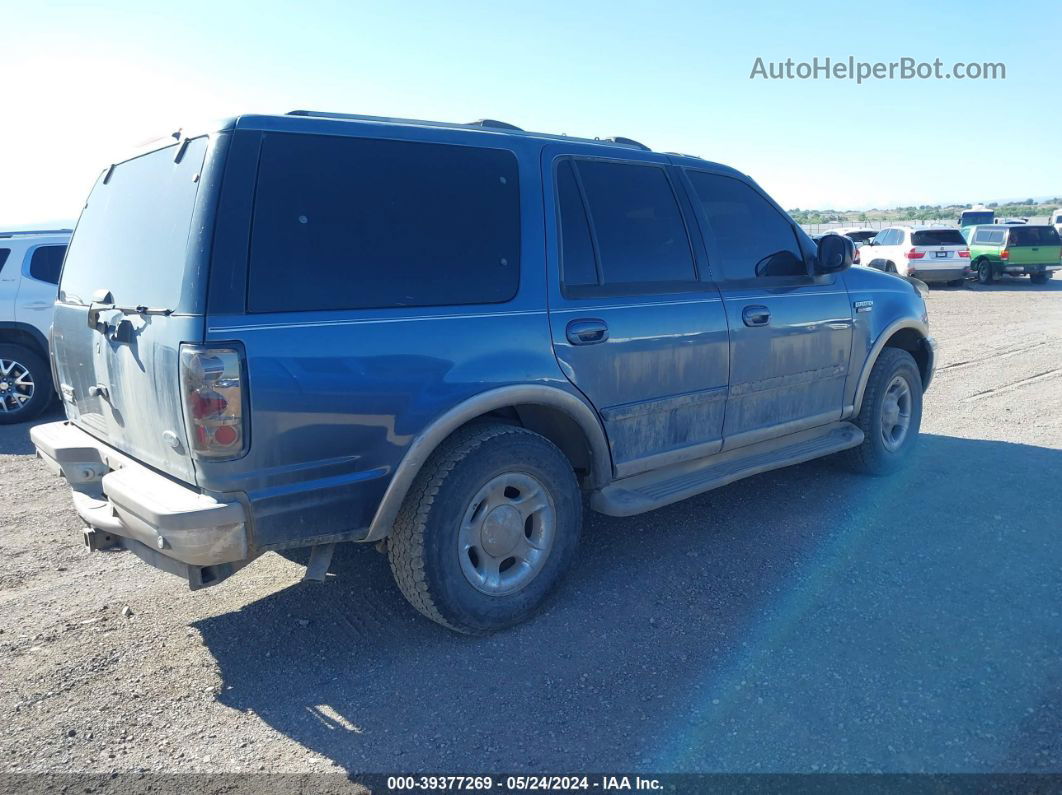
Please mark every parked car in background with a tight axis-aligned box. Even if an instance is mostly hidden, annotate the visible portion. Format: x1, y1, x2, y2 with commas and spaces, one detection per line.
995, 217, 1027, 225
0, 228, 71, 422
1048, 209, 1062, 237
860, 226, 970, 286
833, 227, 879, 248
959, 206, 994, 235
966, 224, 1061, 284
32, 111, 934, 633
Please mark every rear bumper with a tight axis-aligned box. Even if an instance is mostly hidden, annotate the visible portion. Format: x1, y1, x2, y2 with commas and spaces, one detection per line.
31, 421, 251, 587
1002, 264, 1059, 274
906, 264, 969, 282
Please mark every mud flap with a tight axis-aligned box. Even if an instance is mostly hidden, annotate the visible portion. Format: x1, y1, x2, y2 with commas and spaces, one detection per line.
303, 543, 336, 582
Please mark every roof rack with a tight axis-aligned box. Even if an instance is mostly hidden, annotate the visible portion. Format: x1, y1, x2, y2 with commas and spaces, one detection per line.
467, 119, 524, 131
605, 136, 650, 151
0, 228, 73, 238
664, 151, 703, 159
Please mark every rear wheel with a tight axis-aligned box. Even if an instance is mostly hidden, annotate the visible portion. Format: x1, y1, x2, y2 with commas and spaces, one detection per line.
977, 259, 995, 284
842, 348, 923, 475
388, 422, 582, 634
0, 344, 53, 425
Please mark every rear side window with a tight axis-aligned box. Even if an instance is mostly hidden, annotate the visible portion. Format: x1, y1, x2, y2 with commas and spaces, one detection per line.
0, 249, 9, 273
248, 133, 520, 313
571, 160, 696, 291
1007, 226, 1060, 246
685, 171, 805, 280
556, 160, 597, 288
911, 230, 966, 246
29, 245, 67, 284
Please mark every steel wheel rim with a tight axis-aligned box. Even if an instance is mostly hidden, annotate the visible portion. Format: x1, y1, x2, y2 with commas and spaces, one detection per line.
880, 375, 912, 452
458, 471, 556, 596
0, 358, 34, 414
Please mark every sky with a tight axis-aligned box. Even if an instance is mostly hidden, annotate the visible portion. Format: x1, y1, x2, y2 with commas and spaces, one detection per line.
2, 0, 1058, 228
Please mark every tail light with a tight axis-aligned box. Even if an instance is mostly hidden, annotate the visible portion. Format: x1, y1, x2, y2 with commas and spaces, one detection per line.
1001, 248, 1009, 260
958, 249, 970, 258
852, 247, 860, 265
180, 344, 248, 459
907, 248, 925, 259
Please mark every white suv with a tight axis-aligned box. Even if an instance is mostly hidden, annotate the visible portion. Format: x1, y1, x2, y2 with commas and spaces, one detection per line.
860, 225, 970, 286
0, 229, 71, 423
1050, 209, 1062, 238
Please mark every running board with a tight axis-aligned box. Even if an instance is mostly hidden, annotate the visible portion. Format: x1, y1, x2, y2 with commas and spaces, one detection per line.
591, 421, 863, 517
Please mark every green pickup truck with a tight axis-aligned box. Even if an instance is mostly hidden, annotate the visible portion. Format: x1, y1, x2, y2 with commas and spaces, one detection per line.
964, 224, 1062, 284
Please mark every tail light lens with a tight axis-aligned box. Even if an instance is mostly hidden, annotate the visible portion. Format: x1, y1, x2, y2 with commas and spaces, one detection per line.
958, 249, 970, 258
907, 248, 925, 259
180, 344, 248, 460
852, 248, 860, 265
1001, 248, 1010, 260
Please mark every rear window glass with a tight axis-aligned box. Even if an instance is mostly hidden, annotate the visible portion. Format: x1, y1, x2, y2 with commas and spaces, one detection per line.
911, 230, 966, 246
60, 138, 208, 310
961, 212, 994, 226
846, 231, 877, 243
1007, 226, 1060, 246
556, 160, 597, 288
29, 245, 67, 284
248, 133, 520, 313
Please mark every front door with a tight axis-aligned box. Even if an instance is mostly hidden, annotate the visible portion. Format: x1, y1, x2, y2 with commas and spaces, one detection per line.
682, 169, 853, 450
543, 148, 730, 478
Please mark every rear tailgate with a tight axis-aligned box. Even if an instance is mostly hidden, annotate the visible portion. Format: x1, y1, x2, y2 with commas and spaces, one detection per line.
910, 229, 969, 267
52, 136, 216, 485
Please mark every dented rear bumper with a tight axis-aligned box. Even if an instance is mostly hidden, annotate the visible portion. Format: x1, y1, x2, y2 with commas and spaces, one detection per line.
31, 421, 251, 588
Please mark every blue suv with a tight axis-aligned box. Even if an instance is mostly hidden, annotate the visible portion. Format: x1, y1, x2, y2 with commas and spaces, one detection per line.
33, 110, 935, 633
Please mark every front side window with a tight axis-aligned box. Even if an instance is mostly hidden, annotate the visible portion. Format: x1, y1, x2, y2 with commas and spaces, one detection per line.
557, 159, 696, 294
685, 171, 805, 280
29, 245, 67, 284
249, 133, 521, 312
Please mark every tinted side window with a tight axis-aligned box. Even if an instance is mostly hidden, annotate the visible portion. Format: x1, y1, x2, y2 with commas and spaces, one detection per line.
575, 160, 695, 288
29, 245, 67, 284
0, 249, 9, 273
249, 133, 520, 313
556, 160, 597, 288
685, 171, 805, 280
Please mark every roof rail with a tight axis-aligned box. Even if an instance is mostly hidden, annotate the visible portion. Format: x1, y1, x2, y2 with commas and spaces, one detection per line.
467, 118, 523, 131
664, 151, 703, 159
605, 136, 651, 151
0, 228, 73, 238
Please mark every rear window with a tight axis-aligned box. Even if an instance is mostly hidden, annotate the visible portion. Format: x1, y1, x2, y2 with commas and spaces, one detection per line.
29, 245, 67, 284
60, 137, 209, 310
1007, 226, 1060, 246
248, 133, 520, 313
911, 230, 966, 246
960, 212, 994, 226
846, 231, 877, 243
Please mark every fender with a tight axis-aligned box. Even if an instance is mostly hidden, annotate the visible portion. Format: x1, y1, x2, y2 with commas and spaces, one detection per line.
846, 317, 932, 418
364, 384, 613, 542
0, 321, 49, 355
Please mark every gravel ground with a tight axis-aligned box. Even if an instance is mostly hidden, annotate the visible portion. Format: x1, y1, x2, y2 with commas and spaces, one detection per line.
1, 277, 1060, 776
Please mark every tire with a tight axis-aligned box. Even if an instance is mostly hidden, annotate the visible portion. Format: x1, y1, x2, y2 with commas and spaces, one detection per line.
1030, 273, 1048, 285
884, 262, 898, 274
842, 348, 923, 475
976, 259, 995, 284
0, 344, 53, 425
388, 421, 582, 634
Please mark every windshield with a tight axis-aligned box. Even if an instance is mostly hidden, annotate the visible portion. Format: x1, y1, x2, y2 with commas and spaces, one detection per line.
1006, 226, 1061, 246
912, 230, 967, 246
960, 211, 994, 226
59, 137, 209, 311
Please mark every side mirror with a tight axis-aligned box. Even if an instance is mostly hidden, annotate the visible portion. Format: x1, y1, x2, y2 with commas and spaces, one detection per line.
815, 233, 853, 274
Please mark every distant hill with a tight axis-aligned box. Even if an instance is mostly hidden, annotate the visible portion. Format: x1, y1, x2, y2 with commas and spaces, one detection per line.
787, 199, 1062, 226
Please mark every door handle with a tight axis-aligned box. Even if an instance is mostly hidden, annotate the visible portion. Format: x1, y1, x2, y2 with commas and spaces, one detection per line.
565, 318, 609, 345
742, 305, 771, 327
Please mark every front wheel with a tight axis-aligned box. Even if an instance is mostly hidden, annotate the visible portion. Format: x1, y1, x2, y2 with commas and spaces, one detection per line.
842, 348, 923, 475
388, 422, 582, 634
977, 259, 995, 284
0, 344, 53, 425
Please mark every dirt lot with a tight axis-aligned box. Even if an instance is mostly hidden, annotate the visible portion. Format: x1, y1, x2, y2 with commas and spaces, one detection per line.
1, 278, 1060, 776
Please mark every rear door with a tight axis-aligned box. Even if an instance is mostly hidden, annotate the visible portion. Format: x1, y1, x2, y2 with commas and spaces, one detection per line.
682, 169, 853, 449
15, 242, 66, 336
543, 147, 730, 478
52, 135, 221, 483
0, 245, 14, 323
